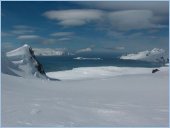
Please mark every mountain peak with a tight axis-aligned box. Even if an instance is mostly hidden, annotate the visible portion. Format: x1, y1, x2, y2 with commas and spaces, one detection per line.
4, 44, 48, 79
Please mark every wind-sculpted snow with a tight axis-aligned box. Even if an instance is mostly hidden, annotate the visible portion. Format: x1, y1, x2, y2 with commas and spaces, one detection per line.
3, 44, 48, 79
120, 48, 169, 64
1, 52, 21, 77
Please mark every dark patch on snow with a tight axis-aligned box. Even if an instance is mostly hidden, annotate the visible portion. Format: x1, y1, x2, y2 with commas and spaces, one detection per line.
152, 69, 159, 73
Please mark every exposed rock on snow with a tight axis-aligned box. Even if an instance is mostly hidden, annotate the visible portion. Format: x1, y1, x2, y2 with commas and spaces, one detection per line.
3, 44, 48, 79
120, 48, 169, 64
152, 69, 159, 73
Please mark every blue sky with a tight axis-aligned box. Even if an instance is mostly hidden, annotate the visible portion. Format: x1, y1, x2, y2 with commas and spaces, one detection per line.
1, 1, 169, 53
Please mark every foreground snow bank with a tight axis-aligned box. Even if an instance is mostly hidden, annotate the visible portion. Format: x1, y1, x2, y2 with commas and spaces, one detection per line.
47, 66, 167, 80
2, 68, 168, 126
120, 48, 168, 63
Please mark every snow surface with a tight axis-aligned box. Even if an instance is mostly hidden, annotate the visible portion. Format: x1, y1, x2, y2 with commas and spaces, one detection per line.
120, 48, 168, 63
2, 67, 169, 126
47, 66, 167, 80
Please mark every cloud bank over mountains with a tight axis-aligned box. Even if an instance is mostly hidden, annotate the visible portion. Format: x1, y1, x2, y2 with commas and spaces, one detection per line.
43, 9, 167, 31
43, 9, 104, 27
43, 1, 168, 31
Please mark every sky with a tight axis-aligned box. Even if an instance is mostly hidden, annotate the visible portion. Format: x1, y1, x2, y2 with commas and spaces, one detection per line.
1, 1, 169, 53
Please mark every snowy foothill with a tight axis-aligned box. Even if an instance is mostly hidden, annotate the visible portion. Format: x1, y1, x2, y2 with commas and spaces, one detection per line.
120, 48, 168, 63
1, 44, 169, 126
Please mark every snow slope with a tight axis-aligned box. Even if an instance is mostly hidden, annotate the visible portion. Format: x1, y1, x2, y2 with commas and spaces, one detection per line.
120, 48, 169, 64
47, 66, 168, 80
3, 44, 48, 79
2, 68, 169, 126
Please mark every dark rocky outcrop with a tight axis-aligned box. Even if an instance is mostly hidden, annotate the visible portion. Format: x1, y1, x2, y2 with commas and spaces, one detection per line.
152, 69, 159, 73
29, 47, 60, 81
29, 47, 46, 75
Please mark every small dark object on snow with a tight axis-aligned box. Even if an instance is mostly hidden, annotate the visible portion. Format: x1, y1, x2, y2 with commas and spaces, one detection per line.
152, 69, 159, 73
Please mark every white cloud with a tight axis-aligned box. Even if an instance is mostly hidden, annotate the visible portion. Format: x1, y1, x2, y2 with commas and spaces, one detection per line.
50, 32, 74, 37
76, 1, 168, 15
1, 42, 17, 52
41, 37, 72, 45
13, 25, 34, 29
43, 9, 104, 26
43, 9, 166, 31
12, 25, 35, 34
17, 35, 40, 40
76, 47, 92, 53
57, 37, 71, 41
11, 30, 34, 35
108, 10, 156, 31
148, 29, 159, 34
1, 32, 12, 37
59, 19, 86, 26
104, 46, 125, 51
114, 46, 125, 50
42, 39, 57, 45
50, 32, 74, 42
107, 31, 124, 38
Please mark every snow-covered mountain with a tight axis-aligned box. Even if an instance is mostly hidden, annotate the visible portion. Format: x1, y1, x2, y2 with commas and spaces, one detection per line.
2, 44, 48, 79
120, 48, 169, 64
33, 48, 71, 56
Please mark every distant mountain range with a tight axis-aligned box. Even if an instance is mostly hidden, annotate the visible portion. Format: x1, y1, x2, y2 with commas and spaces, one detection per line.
33, 48, 73, 56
